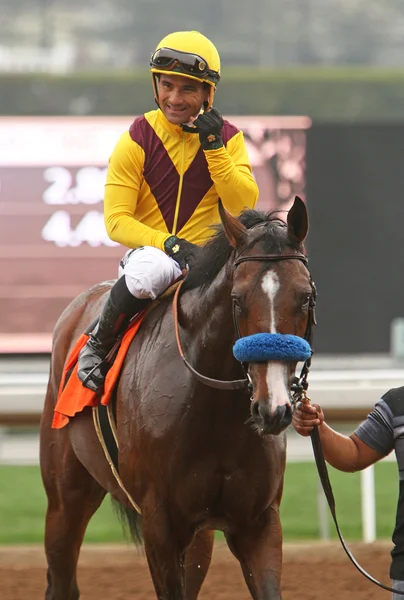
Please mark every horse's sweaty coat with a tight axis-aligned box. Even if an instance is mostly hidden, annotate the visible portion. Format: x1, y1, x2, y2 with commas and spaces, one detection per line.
40, 197, 313, 600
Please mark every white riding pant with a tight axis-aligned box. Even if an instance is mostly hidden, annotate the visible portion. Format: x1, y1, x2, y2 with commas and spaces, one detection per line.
118, 246, 182, 300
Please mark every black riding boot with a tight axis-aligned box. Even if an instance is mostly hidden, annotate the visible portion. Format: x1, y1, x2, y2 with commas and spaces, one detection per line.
77, 276, 149, 391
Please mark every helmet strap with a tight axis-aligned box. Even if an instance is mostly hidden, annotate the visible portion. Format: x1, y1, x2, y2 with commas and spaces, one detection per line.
152, 74, 160, 107
206, 86, 215, 110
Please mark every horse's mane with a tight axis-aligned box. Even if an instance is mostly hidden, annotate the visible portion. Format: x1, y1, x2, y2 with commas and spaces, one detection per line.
182, 209, 305, 292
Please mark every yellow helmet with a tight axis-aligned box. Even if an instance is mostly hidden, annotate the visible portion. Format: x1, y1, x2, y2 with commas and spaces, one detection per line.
150, 31, 221, 109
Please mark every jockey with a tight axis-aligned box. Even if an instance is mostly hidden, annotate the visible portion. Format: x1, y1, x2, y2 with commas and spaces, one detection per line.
77, 30, 259, 391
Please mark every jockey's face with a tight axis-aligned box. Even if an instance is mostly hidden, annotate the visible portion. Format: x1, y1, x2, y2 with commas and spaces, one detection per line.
157, 74, 209, 125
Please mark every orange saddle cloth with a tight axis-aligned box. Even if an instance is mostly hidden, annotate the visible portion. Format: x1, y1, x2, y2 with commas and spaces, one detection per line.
52, 311, 146, 429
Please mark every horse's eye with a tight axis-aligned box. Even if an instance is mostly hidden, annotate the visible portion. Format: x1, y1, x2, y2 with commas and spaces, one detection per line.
301, 294, 311, 309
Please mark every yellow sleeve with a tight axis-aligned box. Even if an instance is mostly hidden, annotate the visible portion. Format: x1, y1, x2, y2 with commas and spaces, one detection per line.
104, 130, 170, 250
203, 130, 259, 215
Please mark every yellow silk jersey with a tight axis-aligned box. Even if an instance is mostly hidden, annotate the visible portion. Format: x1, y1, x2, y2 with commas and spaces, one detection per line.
104, 109, 259, 250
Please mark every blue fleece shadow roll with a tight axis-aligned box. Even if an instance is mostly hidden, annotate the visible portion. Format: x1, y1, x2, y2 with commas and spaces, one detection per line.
233, 333, 312, 363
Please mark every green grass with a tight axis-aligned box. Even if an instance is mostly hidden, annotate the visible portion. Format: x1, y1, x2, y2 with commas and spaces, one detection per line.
0, 465, 126, 544
281, 461, 397, 541
0, 462, 398, 544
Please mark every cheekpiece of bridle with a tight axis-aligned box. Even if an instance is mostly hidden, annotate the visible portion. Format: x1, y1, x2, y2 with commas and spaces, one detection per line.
232, 252, 317, 402
172, 247, 317, 400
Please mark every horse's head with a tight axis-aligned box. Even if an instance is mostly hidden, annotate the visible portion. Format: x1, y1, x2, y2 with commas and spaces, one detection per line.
219, 196, 315, 436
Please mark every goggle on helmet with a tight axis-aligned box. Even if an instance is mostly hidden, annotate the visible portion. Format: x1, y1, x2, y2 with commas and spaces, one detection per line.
150, 47, 220, 87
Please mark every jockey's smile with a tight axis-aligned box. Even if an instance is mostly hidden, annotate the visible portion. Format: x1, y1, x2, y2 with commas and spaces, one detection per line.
157, 73, 208, 126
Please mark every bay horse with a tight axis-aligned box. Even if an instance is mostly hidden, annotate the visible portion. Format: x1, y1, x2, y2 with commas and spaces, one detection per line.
40, 196, 314, 600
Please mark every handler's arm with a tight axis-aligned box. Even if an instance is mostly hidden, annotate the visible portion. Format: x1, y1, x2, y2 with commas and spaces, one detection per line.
292, 402, 387, 472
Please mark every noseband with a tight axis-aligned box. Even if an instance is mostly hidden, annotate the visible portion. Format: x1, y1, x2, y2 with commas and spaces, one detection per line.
172, 250, 317, 398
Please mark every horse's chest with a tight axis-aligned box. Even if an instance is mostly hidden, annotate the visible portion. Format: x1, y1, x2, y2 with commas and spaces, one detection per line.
178, 446, 285, 524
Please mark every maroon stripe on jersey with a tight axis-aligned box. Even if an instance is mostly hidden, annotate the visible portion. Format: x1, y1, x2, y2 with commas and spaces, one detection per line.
175, 121, 240, 232
176, 148, 213, 232
128, 116, 240, 234
222, 120, 240, 145
129, 116, 179, 231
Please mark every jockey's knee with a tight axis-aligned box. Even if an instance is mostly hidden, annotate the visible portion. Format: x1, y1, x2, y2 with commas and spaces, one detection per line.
120, 246, 182, 300
124, 274, 155, 299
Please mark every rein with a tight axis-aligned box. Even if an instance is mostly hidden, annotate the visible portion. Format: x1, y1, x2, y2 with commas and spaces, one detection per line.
308, 419, 404, 595
172, 279, 248, 390
172, 250, 402, 594
172, 251, 316, 393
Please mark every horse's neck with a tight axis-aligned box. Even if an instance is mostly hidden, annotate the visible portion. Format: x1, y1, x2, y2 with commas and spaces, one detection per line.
180, 269, 240, 379
182, 266, 232, 329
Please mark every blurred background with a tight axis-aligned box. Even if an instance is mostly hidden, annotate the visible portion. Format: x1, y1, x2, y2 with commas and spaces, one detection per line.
1, 0, 404, 555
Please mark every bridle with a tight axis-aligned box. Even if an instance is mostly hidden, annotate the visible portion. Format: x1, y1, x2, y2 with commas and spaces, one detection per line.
172, 249, 317, 399
233, 252, 317, 403
173, 249, 404, 595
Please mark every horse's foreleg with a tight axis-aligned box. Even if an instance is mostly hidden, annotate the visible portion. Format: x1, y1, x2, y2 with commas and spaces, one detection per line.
184, 529, 214, 600
224, 506, 283, 600
142, 504, 194, 600
41, 425, 106, 600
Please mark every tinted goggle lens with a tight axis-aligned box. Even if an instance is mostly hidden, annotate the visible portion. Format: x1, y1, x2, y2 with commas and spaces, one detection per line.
150, 48, 220, 83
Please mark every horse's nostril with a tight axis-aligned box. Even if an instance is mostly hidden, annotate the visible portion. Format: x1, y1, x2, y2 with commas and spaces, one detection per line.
251, 401, 292, 435
284, 404, 292, 422
251, 400, 261, 420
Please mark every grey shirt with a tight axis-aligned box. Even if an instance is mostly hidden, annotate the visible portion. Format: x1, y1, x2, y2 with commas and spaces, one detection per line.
355, 398, 395, 457
354, 386, 404, 580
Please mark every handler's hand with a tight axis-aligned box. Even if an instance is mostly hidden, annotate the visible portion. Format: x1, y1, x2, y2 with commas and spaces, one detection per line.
292, 402, 324, 437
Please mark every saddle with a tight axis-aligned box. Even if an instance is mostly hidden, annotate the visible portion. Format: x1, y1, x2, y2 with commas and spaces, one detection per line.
52, 280, 182, 431
51, 310, 146, 430
51, 281, 183, 513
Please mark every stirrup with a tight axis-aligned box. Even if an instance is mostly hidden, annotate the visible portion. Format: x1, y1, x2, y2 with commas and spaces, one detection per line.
81, 359, 110, 392
80, 337, 123, 391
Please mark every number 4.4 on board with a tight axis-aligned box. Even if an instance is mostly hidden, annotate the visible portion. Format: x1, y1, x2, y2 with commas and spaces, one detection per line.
41, 210, 118, 247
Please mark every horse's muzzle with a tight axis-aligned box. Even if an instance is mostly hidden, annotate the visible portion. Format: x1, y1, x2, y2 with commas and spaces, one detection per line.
251, 401, 292, 435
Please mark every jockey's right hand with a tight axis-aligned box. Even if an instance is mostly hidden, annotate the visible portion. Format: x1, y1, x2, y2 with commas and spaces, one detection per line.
292, 402, 324, 437
164, 235, 201, 271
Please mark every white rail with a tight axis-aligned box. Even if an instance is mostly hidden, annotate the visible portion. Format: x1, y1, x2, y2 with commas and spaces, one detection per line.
1, 354, 402, 544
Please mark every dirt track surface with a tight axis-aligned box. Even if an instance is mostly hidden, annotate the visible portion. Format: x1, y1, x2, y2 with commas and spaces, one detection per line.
0, 541, 397, 599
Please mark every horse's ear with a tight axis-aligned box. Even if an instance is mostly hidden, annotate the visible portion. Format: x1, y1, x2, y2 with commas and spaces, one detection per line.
287, 196, 309, 243
218, 200, 248, 248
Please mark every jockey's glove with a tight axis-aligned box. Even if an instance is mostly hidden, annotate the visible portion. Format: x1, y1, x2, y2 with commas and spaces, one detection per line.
164, 236, 201, 271
192, 107, 224, 151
